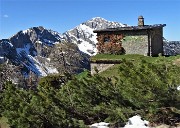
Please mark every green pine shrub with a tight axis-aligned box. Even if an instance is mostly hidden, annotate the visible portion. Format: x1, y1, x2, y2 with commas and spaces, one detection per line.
0, 58, 180, 127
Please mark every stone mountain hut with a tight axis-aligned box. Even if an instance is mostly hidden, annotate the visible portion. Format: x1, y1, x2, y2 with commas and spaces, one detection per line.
93, 16, 166, 56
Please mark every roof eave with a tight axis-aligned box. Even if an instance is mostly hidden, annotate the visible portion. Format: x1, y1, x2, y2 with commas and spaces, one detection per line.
93, 24, 166, 33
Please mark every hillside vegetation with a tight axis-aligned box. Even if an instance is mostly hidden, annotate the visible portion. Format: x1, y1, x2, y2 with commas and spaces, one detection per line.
0, 55, 180, 128
91, 54, 180, 78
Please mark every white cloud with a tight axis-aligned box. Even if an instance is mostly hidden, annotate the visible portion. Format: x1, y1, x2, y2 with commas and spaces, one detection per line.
3, 14, 9, 18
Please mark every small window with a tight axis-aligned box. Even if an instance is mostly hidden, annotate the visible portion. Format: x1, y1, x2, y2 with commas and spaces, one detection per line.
104, 37, 110, 43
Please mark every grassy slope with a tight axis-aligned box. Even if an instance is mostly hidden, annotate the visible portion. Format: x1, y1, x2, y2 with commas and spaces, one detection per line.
91, 54, 180, 78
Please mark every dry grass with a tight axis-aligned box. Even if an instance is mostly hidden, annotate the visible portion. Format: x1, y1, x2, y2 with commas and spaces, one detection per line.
0, 117, 10, 128
173, 58, 180, 66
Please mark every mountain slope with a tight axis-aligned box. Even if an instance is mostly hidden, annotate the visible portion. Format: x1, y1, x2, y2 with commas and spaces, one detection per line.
63, 17, 126, 55
0, 26, 90, 77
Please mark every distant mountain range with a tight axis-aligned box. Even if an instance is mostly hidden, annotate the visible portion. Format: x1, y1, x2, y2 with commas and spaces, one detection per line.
0, 26, 88, 77
0, 17, 180, 77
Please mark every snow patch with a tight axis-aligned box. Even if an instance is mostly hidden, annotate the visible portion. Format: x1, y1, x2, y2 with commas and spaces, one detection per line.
46, 67, 59, 74
79, 24, 93, 34
90, 115, 149, 128
22, 29, 28, 34
124, 115, 149, 128
9, 42, 13, 47
27, 55, 59, 76
90, 122, 109, 128
91, 17, 108, 21
54, 41, 60, 44
78, 24, 97, 43
66, 24, 98, 55
26, 55, 47, 76
43, 39, 56, 46
0, 56, 5, 64
177, 86, 180, 91
46, 58, 51, 62
43, 39, 55, 44
16, 43, 31, 55
78, 39, 97, 55
36, 40, 43, 44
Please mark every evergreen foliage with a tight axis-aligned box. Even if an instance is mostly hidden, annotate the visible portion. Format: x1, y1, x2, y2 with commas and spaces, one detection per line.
0, 58, 180, 127
116, 59, 180, 124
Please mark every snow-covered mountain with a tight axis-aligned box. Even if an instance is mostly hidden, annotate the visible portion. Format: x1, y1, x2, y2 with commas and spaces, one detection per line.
0, 26, 90, 77
63, 17, 126, 55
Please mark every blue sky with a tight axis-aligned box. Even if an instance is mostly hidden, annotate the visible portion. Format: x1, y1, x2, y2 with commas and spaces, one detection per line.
0, 0, 180, 40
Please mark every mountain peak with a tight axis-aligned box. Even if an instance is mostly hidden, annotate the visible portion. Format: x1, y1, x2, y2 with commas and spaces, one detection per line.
21, 26, 46, 34
90, 17, 108, 22
37, 26, 45, 30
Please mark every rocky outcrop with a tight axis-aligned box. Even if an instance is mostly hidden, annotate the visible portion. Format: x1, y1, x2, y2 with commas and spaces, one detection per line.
164, 41, 180, 56
49, 43, 90, 74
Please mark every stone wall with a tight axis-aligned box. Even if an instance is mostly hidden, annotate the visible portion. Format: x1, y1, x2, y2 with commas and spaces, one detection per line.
96, 30, 149, 56
95, 28, 164, 56
121, 35, 148, 55
91, 63, 114, 74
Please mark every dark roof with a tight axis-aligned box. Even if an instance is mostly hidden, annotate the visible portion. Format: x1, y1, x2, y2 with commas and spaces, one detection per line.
93, 24, 166, 33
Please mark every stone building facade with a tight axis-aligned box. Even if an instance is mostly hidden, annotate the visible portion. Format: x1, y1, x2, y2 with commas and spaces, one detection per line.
93, 16, 166, 56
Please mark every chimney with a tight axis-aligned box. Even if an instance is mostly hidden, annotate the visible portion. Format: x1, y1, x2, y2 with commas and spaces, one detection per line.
138, 15, 144, 27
